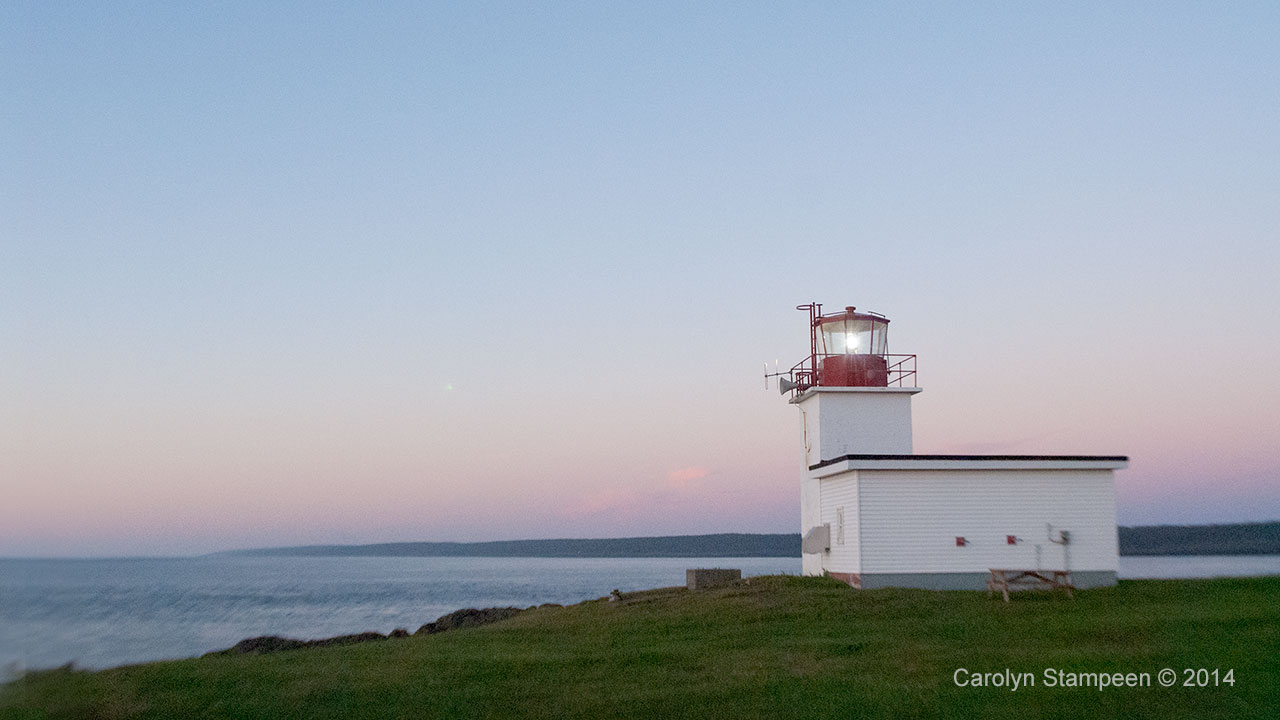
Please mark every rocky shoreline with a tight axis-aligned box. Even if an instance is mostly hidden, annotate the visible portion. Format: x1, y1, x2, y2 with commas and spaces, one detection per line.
203, 604, 561, 657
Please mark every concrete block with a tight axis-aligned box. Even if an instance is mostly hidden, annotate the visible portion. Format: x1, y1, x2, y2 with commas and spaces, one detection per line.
686, 568, 741, 591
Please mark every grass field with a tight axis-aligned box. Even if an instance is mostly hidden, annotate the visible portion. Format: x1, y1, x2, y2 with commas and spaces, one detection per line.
2, 576, 1276, 719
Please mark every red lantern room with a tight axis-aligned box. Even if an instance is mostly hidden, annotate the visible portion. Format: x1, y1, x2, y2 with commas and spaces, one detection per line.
817, 307, 890, 386
770, 303, 917, 395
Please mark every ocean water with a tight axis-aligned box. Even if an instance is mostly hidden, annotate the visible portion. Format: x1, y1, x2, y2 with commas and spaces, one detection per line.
2, 554, 1277, 673
0, 556, 800, 672
1118, 554, 1280, 579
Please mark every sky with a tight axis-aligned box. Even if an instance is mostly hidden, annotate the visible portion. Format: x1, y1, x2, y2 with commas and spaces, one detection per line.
3, 2, 1278, 557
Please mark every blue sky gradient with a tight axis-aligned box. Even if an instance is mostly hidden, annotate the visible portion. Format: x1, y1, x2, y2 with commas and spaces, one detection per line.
3, 2, 1278, 555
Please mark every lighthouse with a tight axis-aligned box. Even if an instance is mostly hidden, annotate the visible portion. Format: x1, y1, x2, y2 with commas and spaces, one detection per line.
774, 303, 1126, 590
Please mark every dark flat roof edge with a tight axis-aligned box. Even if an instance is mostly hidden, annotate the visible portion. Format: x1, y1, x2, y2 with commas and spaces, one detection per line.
809, 454, 1130, 471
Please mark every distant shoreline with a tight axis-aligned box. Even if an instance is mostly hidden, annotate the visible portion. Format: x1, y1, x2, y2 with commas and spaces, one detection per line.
212, 533, 799, 559
209, 522, 1280, 559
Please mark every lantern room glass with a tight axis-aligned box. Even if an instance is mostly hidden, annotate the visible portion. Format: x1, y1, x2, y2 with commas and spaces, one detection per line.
820, 316, 887, 356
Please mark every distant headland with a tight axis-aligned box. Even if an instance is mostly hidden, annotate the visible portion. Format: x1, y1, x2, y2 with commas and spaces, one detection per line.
213, 533, 797, 558
214, 522, 1280, 558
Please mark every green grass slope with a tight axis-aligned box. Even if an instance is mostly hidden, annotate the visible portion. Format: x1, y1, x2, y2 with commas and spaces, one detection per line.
3, 576, 1276, 719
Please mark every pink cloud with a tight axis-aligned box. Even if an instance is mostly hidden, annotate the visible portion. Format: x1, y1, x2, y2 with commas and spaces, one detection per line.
560, 466, 715, 519
568, 488, 632, 516
666, 466, 710, 488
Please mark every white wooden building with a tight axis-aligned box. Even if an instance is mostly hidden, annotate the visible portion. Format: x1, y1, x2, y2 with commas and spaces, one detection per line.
776, 304, 1126, 590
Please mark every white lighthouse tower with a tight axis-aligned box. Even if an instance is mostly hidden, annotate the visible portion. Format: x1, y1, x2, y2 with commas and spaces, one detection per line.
774, 303, 1126, 590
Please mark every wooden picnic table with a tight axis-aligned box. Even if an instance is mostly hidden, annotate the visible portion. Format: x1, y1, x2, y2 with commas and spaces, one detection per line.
987, 569, 1074, 602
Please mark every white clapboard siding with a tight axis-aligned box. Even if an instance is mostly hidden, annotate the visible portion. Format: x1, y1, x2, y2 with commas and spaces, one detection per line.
856, 470, 1118, 574
819, 472, 861, 574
